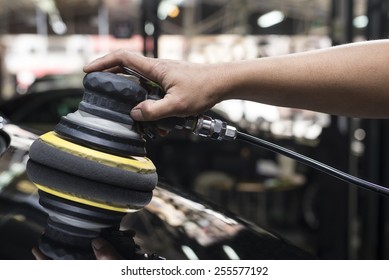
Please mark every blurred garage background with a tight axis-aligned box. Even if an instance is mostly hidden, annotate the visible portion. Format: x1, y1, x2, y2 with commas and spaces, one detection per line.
1, 0, 389, 260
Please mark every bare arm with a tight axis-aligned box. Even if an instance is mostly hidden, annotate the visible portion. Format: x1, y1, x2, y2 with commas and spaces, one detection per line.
84, 40, 389, 120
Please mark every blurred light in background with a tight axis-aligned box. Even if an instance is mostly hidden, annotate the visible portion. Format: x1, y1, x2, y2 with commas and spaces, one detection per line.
222, 245, 240, 260
181, 245, 199, 260
50, 14, 68, 35
257, 10, 285, 28
36, 0, 68, 35
353, 15, 368, 29
158, 0, 182, 20
145, 22, 155, 36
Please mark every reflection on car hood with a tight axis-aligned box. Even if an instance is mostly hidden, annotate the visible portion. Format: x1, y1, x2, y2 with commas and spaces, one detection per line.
0, 124, 313, 260
119, 183, 312, 260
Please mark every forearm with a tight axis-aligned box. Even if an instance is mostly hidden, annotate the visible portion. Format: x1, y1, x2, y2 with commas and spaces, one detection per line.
84, 40, 389, 121
219, 40, 389, 118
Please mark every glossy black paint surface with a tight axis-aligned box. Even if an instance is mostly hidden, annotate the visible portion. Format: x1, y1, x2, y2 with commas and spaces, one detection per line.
0, 123, 313, 260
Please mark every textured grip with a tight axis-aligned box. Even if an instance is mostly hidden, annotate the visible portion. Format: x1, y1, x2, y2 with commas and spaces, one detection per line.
80, 72, 148, 124
83, 72, 147, 102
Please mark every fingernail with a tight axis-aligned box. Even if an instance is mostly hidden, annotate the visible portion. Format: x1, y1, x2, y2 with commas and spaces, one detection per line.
92, 238, 106, 251
130, 108, 144, 121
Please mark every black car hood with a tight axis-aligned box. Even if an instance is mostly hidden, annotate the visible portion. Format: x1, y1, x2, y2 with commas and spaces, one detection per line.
0, 123, 313, 260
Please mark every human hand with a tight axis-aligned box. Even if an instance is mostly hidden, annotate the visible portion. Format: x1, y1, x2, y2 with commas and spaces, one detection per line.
83, 50, 227, 121
91, 237, 123, 260
32, 246, 50, 260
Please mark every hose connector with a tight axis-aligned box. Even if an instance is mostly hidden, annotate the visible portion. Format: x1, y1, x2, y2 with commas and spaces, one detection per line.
193, 115, 237, 141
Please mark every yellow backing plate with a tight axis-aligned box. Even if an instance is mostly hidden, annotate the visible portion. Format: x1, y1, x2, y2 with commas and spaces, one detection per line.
39, 131, 156, 174
36, 184, 141, 213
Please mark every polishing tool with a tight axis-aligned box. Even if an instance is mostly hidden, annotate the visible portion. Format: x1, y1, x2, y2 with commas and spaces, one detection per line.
27, 71, 161, 259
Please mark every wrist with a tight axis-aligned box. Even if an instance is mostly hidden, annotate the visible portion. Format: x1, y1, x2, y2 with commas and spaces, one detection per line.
207, 62, 243, 102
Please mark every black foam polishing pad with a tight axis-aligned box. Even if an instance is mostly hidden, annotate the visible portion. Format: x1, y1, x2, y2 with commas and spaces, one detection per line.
28, 131, 157, 211
27, 160, 152, 211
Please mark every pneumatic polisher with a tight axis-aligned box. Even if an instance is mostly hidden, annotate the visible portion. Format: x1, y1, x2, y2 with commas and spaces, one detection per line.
27, 71, 164, 259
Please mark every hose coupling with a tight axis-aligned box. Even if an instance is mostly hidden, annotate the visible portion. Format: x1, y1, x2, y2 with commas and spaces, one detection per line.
193, 115, 237, 141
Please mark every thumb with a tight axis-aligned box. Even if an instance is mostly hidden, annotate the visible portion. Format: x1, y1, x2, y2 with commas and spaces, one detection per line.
92, 238, 122, 260
130, 98, 175, 121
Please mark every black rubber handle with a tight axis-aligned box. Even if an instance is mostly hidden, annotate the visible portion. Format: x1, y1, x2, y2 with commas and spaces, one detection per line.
80, 72, 148, 124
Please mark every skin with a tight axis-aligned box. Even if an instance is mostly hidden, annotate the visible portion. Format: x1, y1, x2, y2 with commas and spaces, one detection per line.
84, 40, 389, 121
91, 237, 122, 260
